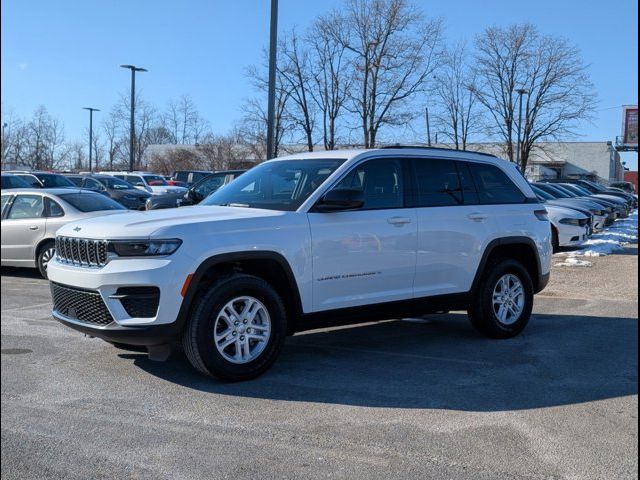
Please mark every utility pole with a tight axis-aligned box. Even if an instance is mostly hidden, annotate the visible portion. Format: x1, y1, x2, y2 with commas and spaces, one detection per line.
120, 65, 147, 171
266, 0, 279, 159
425, 107, 432, 146
516, 88, 529, 167
82, 107, 100, 172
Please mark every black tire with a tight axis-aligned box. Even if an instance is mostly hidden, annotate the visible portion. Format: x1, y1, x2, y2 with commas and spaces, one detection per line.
467, 258, 534, 339
36, 241, 56, 279
182, 274, 287, 381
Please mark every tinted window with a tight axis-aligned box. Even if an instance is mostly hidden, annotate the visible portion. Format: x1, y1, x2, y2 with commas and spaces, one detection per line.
457, 162, 480, 205
83, 178, 103, 190
143, 175, 167, 186
7, 194, 44, 219
58, 193, 125, 212
100, 177, 133, 190
193, 174, 226, 199
469, 163, 526, 204
16, 174, 41, 188
336, 158, 404, 210
126, 175, 145, 186
46, 198, 65, 217
192, 172, 210, 183
411, 159, 462, 207
67, 176, 84, 187
2, 175, 30, 189
202, 159, 343, 211
35, 174, 75, 188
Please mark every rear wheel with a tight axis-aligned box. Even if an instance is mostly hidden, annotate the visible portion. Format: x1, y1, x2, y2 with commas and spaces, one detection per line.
37, 241, 56, 279
468, 258, 534, 339
182, 274, 287, 381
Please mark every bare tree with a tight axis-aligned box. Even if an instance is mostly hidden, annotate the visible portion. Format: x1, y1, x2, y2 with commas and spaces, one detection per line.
308, 12, 352, 150
244, 62, 294, 158
162, 95, 207, 144
432, 44, 480, 150
147, 148, 201, 175
278, 30, 316, 151
22, 106, 66, 170
331, 0, 443, 147
113, 92, 159, 169
473, 24, 596, 170
102, 108, 120, 170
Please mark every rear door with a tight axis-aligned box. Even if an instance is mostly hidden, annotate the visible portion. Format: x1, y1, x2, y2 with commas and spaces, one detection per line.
308, 157, 418, 311
411, 158, 489, 296
1, 193, 46, 264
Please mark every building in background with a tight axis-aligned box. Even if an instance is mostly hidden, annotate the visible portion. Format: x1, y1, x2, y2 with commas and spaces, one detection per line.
458, 141, 624, 183
624, 171, 638, 193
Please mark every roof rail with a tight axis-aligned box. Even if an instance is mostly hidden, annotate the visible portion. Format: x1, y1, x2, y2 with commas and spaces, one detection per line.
379, 145, 498, 158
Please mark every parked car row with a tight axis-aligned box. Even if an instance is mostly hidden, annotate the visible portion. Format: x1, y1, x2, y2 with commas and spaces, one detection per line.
530, 179, 637, 250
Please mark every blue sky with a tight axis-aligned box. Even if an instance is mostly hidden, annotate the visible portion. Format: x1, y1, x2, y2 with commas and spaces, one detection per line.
1, 0, 637, 168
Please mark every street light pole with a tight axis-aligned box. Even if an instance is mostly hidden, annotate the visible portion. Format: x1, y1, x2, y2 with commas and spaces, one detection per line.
515, 88, 529, 168
425, 107, 432, 146
266, 0, 279, 159
120, 65, 148, 171
82, 107, 100, 172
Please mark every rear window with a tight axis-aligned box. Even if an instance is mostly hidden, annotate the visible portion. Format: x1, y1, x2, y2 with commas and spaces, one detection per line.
411, 159, 463, 207
66, 176, 84, 187
469, 163, 526, 204
1, 175, 30, 189
58, 193, 125, 212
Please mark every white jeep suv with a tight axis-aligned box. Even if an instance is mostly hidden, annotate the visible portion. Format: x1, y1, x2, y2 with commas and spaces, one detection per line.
48, 147, 552, 381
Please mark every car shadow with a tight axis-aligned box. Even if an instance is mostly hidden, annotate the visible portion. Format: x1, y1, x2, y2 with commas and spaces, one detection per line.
126, 312, 638, 411
0, 267, 43, 279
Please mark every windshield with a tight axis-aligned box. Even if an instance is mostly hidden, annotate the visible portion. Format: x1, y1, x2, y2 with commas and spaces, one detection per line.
144, 175, 168, 186
201, 159, 344, 211
530, 185, 554, 200
101, 177, 134, 190
538, 184, 569, 199
59, 192, 126, 212
37, 174, 75, 188
565, 184, 592, 196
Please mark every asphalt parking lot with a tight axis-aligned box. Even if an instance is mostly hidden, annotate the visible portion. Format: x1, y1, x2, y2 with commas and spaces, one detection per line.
1, 248, 638, 479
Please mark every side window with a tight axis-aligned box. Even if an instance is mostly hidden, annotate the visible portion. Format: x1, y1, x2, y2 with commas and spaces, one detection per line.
45, 198, 65, 217
193, 176, 225, 198
411, 159, 462, 207
1, 194, 12, 217
17, 175, 41, 188
469, 163, 526, 205
127, 175, 144, 186
84, 178, 103, 190
7, 195, 44, 219
456, 162, 480, 205
336, 158, 404, 210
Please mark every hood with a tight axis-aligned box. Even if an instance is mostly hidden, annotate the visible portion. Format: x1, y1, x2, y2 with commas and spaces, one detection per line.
545, 204, 588, 220
55, 205, 285, 239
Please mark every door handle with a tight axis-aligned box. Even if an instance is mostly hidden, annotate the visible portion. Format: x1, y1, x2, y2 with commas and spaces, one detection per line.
29, 225, 39, 231
387, 216, 412, 226
467, 213, 489, 222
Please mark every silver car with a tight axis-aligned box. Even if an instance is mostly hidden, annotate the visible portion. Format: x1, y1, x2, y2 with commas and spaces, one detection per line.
1, 188, 128, 278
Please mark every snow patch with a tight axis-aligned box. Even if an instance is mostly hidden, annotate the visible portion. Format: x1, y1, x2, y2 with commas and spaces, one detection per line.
555, 257, 593, 267
555, 210, 638, 260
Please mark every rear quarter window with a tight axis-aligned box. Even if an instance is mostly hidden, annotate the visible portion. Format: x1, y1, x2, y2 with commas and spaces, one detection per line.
469, 163, 526, 205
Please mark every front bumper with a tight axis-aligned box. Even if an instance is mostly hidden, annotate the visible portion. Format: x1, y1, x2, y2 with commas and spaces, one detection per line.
47, 256, 188, 328
558, 224, 589, 247
52, 310, 182, 346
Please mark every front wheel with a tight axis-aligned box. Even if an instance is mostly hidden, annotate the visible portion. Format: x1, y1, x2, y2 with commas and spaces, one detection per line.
37, 241, 56, 279
182, 274, 287, 381
468, 258, 534, 339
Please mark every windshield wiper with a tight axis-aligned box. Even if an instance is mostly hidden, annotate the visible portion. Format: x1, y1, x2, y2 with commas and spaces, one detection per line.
216, 203, 250, 208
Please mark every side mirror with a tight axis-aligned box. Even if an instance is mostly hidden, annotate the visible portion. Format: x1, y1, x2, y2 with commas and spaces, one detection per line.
314, 188, 364, 212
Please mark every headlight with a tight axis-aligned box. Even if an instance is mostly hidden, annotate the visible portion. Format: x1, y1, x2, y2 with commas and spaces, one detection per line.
589, 209, 604, 216
108, 239, 182, 257
559, 218, 582, 226
145, 199, 153, 210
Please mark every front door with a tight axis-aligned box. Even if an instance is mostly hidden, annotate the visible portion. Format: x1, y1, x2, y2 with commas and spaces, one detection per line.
307, 158, 417, 312
1, 194, 46, 265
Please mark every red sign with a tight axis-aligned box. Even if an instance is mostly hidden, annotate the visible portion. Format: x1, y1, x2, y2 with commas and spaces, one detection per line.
622, 106, 638, 146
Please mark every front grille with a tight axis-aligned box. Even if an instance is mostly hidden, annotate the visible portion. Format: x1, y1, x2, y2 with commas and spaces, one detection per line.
51, 282, 114, 326
56, 236, 108, 267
